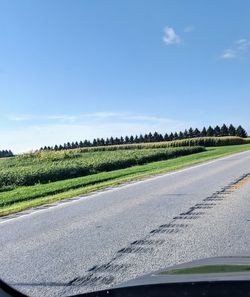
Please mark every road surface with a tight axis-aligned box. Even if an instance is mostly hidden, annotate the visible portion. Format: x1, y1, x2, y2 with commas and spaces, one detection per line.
1, 150, 250, 296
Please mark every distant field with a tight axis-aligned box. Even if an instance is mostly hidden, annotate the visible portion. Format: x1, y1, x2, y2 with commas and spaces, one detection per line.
48, 136, 250, 152
1, 142, 250, 216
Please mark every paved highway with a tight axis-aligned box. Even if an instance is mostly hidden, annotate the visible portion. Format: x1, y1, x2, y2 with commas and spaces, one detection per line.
1, 150, 250, 296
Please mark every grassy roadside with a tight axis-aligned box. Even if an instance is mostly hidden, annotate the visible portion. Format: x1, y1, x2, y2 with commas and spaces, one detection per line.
1, 143, 250, 216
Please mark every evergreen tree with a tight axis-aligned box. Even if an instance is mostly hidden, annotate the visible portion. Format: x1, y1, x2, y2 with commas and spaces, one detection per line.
158, 133, 164, 141
124, 136, 130, 144
183, 129, 188, 139
71, 142, 77, 149
201, 127, 207, 137
173, 132, 179, 140
228, 124, 236, 136
153, 132, 160, 142
144, 134, 149, 142
206, 126, 214, 137
37, 123, 247, 152
134, 135, 139, 143
214, 125, 221, 137
236, 125, 248, 138
178, 131, 184, 139
148, 132, 153, 142
169, 132, 174, 141
100, 138, 105, 146
120, 137, 124, 144
164, 133, 169, 141
193, 128, 201, 138
188, 128, 194, 138
84, 140, 90, 147
139, 134, 144, 143
220, 124, 229, 136
96, 138, 101, 146
113, 137, 119, 145
105, 138, 110, 145
0, 150, 13, 158
110, 137, 115, 145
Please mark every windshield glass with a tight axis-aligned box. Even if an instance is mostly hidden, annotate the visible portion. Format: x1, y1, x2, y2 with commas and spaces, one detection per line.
0, 1, 250, 297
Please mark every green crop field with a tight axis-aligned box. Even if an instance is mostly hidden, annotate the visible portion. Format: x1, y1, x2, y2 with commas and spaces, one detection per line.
0, 137, 250, 217
0, 146, 204, 189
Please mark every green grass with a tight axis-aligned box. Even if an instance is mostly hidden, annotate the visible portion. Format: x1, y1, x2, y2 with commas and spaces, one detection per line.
161, 265, 250, 275
1, 143, 250, 216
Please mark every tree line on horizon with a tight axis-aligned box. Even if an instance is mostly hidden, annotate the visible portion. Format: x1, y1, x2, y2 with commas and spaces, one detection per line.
0, 150, 14, 158
40, 124, 248, 151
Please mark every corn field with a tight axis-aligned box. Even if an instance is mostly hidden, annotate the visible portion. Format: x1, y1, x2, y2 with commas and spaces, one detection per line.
0, 146, 205, 189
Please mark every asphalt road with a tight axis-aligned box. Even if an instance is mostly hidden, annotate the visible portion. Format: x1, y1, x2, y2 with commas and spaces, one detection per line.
1, 150, 250, 297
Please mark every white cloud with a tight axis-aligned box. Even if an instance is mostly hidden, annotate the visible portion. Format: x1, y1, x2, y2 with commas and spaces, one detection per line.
221, 38, 250, 59
47, 115, 78, 121
83, 112, 129, 121
221, 49, 236, 59
3, 112, 191, 153
235, 39, 250, 50
7, 112, 127, 122
119, 114, 176, 124
163, 26, 181, 45
7, 112, 180, 124
8, 115, 35, 121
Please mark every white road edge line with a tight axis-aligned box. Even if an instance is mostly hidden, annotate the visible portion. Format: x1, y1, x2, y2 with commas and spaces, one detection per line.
1, 149, 250, 224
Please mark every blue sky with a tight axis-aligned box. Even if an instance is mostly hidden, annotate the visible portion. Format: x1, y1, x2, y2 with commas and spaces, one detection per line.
0, 0, 249, 153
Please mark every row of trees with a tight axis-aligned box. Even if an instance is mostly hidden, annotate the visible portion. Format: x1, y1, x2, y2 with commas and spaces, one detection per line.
0, 150, 14, 158
40, 124, 248, 151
